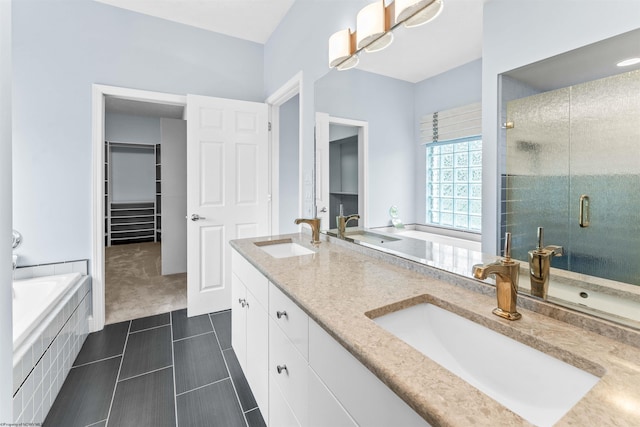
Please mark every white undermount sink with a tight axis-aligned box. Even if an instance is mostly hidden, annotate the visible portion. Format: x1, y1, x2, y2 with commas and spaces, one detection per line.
255, 239, 315, 258
373, 303, 600, 427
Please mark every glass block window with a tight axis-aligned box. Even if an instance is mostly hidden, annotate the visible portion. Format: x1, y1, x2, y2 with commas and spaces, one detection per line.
426, 137, 482, 232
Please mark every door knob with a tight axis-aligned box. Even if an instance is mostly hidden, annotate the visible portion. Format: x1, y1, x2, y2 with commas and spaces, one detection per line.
188, 214, 205, 221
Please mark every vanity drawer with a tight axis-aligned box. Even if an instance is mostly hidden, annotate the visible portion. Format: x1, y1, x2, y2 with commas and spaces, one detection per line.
269, 317, 308, 425
232, 249, 268, 307
269, 282, 309, 360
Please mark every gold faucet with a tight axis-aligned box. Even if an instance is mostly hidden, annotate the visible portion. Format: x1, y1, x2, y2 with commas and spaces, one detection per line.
473, 232, 522, 320
337, 213, 360, 239
528, 227, 563, 300
294, 217, 321, 245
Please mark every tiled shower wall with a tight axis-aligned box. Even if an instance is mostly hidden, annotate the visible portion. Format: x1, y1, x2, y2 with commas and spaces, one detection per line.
504, 70, 640, 285
12, 261, 92, 424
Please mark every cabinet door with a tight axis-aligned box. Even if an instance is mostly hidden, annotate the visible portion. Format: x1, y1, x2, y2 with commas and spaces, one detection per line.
231, 273, 247, 371
308, 366, 357, 427
246, 289, 269, 421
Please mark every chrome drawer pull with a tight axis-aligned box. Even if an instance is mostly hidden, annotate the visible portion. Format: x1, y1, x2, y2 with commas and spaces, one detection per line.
276, 310, 288, 319
276, 364, 288, 374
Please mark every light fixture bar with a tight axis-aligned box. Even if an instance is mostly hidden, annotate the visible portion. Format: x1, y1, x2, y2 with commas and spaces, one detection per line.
328, 0, 444, 71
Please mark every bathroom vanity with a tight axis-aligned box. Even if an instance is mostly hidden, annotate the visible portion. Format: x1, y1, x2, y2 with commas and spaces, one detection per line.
230, 233, 640, 426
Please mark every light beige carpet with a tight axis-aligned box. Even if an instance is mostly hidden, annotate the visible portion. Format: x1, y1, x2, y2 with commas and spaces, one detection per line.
105, 242, 186, 324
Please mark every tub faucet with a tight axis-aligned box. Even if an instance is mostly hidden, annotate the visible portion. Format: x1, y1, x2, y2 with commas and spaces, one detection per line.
528, 227, 563, 300
294, 217, 321, 245
473, 232, 522, 320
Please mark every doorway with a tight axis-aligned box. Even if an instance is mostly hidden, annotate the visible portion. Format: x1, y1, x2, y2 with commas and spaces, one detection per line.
315, 113, 368, 230
103, 99, 188, 324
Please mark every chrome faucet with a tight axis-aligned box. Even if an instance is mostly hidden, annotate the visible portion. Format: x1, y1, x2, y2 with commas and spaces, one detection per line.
473, 232, 522, 320
12, 254, 18, 271
337, 206, 360, 239
528, 227, 563, 300
294, 217, 321, 245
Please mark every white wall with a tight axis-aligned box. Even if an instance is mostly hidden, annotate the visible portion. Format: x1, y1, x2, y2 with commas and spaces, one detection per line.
0, 0, 12, 421
482, 0, 640, 254
12, 0, 264, 265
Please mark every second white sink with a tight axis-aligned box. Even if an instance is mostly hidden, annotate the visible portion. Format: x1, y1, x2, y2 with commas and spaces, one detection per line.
373, 303, 600, 427
255, 239, 315, 258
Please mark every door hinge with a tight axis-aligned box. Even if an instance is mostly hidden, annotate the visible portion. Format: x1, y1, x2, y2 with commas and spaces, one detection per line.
268, 121, 272, 131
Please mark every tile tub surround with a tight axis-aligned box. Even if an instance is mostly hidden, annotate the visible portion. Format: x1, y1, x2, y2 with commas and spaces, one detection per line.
43, 309, 265, 427
12, 274, 92, 425
230, 233, 640, 426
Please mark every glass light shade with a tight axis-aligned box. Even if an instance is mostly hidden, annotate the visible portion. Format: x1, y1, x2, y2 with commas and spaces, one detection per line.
329, 29, 356, 68
356, 0, 392, 51
336, 54, 359, 71
364, 32, 394, 53
395, 0, 443, 28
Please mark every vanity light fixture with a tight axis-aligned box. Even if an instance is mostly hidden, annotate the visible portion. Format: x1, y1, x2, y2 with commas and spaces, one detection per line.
329, 28, 359, 70
395, 0, 443, 28
356, 0, 394, 52
616, 57, 640, 67
328, 0, 444, 70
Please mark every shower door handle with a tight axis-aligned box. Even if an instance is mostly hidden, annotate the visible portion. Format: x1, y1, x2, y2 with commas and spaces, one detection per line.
579, 195, 590, 228
188, 214, 206, 221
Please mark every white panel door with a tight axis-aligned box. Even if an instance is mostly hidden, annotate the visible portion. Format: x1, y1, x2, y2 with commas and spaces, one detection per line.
315, 112, 330, 229
187, 94, 269, 316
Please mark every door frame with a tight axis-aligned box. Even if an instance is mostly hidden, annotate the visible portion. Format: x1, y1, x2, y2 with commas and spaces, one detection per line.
265, 71, 303, 235
91, 84, 187, 332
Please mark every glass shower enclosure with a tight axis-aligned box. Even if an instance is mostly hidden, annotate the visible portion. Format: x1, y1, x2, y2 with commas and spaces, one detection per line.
502, 69, 640, 285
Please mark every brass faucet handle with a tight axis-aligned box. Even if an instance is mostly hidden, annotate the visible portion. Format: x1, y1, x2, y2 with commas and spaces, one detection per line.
503, 232, 513, 262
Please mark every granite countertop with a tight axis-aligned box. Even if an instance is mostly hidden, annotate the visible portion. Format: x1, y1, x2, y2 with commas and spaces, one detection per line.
230, 233, 640, 426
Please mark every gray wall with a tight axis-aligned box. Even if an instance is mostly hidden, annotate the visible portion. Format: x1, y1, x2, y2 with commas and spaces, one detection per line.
315, 69, 415, 227
106, 113, 159, 203
105, 112, 161, 144
0, 0, 12, 420
12, 0, 264, 265
278, 94, 300, 234
161, 118, 187, 275
482, 0, 640, 254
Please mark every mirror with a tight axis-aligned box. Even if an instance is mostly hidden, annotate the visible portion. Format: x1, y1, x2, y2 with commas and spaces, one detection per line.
314, 28, 640, 329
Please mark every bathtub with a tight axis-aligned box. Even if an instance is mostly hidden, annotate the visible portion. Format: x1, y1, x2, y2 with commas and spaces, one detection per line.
13, 272, 82, 350
12, 267, 92, 425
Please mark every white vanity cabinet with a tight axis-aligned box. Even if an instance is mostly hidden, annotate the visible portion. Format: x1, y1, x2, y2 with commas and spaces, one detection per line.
232, 250, 429, 426
231, 250, 269, 422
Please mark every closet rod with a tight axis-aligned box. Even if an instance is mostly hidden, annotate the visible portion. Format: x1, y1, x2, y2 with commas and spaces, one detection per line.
107, 141, 156, 150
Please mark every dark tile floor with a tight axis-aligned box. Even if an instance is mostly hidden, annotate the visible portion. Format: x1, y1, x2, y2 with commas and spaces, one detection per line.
43, 309, 265, 427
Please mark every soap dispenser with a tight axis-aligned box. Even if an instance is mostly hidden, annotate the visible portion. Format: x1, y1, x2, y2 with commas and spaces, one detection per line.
528, 227, 563, 299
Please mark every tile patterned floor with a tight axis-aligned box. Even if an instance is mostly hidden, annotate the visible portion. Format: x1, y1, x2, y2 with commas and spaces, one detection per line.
43, 309, 265, 427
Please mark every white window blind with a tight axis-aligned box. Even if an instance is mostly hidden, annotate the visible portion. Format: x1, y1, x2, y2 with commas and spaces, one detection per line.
420, 102, 481, 145
423, 102, 482, 232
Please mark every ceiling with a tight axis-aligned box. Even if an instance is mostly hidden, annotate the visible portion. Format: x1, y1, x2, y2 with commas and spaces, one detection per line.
504, 28, 640, 92
96, 0, 483, 83
95, 0, 297, 44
